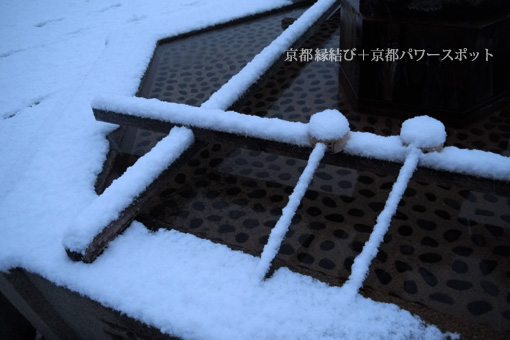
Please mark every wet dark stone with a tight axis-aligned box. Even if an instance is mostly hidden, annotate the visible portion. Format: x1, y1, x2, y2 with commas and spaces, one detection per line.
503, 311, 510, 321
298, 234, 315, 248
453, 246, 473, 256
358, 175, 374, 184
229, 210, 246, 219
344, 257, 354, 271
375, 268, 392, 285
325, 214, 344, 223
420, 237, 439, 247
320, 240, 335, 251
308, 221, 326, 230
395, 261, 412, 272
338, 181, 352, 189
359, 189, 375, 198
479, 260, 499, 276
280, 243, 294, 255
404, 187, 417, 197
434, 210, 451, 220
481, 281, 500, 297
269, 195, 284, 203
485, 224, 504, 237
235, 232, 249, 243
400, 245, 415, 255
347, 208, 363, 217
354, 224, 372, 233
380, 182, 393, 190
419, 267, 438, 287
258, 235, 269, 245
475, 209, 494, 217
322, 197, 337, 208
318, 258, 336, 270
412, 205, 427, 213
470, 234, 486, 247
417, 219, 436, 231
248, 189, 266, 199
218, 224, 235, 233
226, 187, 241, 195
459, 190, 477, 203
192, 201, 205, 211
368, 202, 384, 212
333, 229, 349, 240
243, 219, 259, 229
316, 172, 333, 180
297, 253, 315, 264
149, 204, 165, 219
446, 280, 472, 291
306, 206, 322, 217
207, 215, 222, 222
340, 196, 355, 204
419, 253, 442, 263
279, 173, 291, 181
305, 191, 319, 200
443, 229, 461, 242
189, 218, 203, 229
467, 301, 492, 316
403, 281, 417, 294
430, 293, 454, 305
376, 250, 387, 263
444, 198, 460, 209
398, 225, 413, 236
425, 193, 437, 202
174, 173, 186, 184
452, 260, 469, 274
349, 241, 364, 253
493, 246, 510, 257
394, 211, 408, 221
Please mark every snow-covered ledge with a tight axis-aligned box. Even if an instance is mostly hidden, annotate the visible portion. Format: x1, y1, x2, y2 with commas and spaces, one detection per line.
92, 95, 510, 182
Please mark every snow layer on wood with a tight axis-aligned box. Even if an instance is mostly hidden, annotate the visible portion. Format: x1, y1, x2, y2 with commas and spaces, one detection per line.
308, 109, 349, 142
93, 95, 311, 146
256, 142, 326, 280
344, 131, 510, 181
342, 146, 421, 297
63, 127, 194, 253
201, 0, 338, 110
400, 116, 446, 149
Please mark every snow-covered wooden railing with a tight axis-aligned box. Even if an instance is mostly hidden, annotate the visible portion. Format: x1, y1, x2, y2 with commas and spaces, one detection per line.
63, 0, 341, 262
64, 0, 509, 267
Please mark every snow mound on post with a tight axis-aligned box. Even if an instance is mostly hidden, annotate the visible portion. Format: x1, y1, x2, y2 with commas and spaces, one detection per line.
308, 109, 350, 142
400, 116, 446, 149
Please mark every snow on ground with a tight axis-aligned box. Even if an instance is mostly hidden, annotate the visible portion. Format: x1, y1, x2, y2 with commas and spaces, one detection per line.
0, 0, 459, 339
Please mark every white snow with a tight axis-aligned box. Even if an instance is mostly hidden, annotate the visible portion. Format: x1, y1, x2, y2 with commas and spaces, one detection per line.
63, 126, 194, 253
256, 142, 327, 281
0, 0, 489, 339
342, 146, 421, 298
308, 109, 350, 142
400, 116, 446, 149
93, 95, 311, 146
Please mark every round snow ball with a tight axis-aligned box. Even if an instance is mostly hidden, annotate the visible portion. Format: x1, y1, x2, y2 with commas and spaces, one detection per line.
400, 115, 446, 149
308, 109, 349, 142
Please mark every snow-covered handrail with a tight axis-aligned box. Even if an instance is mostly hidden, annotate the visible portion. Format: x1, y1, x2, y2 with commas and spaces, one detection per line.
93, 95, 510, 182
93, 94, 311, 147
63, 127, 195, 262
